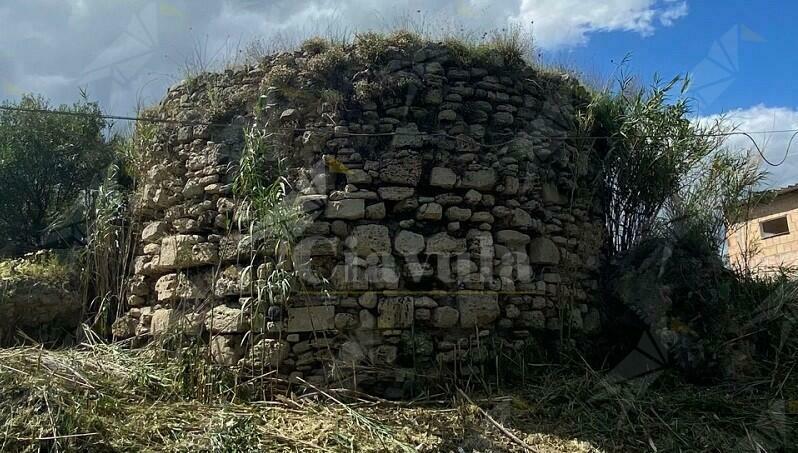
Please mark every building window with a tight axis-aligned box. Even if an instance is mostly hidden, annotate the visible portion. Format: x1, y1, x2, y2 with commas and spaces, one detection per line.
760, 216, 790, 239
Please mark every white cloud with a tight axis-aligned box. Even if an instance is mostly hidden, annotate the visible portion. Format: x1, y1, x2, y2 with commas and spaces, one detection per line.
515, 0, 687, 48
697, 105, 798, 189
660, 0, 688, 26
0, 0, 689, 116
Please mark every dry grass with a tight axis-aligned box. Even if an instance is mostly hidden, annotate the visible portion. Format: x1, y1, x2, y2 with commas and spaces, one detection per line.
0, 339, 794, 452
0, 341, 593, 452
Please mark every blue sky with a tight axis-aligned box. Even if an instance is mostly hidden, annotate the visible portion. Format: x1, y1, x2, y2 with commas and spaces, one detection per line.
560, 0, 791, 115
1, 0, 796, 186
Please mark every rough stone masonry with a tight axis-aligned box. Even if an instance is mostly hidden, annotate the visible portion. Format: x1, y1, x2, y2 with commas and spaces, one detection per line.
114, 38, 605, 395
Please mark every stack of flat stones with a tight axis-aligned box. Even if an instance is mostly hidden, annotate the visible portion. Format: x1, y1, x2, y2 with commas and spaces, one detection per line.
114, 41, 604, 396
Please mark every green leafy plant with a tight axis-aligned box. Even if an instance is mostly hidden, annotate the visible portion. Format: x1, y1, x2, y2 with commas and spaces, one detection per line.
0, 254, 71, 284
80, 163, 135, 336
587, 75, 731, 257
0, 93, 113, 248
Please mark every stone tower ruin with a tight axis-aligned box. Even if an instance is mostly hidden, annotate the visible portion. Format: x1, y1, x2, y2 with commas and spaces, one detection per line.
114, 36, 605, 395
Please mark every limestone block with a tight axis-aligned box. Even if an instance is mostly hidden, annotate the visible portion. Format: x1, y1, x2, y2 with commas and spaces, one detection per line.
325, 199, 365, 220
459, 168, 497, 191
464, 189, 482, 205
143, 243, 161, 255
528, 237, 561, 265
505, 304, 521, 319
391, 124, 423, 148
470, 211, 494, 223
369, 345, 398, 364
210, 335, 243, 366
366, 266, 399, 290
329, 220, 348, 238
331, 264, 368, 290
378, 186, 415, 200
377, 296, 414, 329
425, 232, 467, 255
438, 109, 457, 121
417, 203, 443, 221
128, 275, 149, 296
296, 194, 327, 213
112, 315, 138, 339
430, 167, 457, 188
432, 306, 459, 328
154, 273, 209, 302
340, 340, 366, 363
359, 309, 377, 329
493, 111, 514, 126
127, 295, 146, 307
495, 230, 531, 247
244, 338, 290, 369
284, 306, 335, 332
415, 296, 437, 308
151, 309, 204, 336
159, 235, 217, 269
379, 156, 422, 185
521, 310, 546, 329
510, 208, 533, 228
457, 293, 500, 327
394, 230, 425, 256
347, 224, 391, 257
204, 305, 249, 334
404, 262, 434, 280
142, 221, 170, 243
454, 259, 478, 276
365, 202, 386, 219
214, 265, 253, 297
334, 313, 358, 330
295, 236, 340, 258
503, 176, 520, 195
346, 169, 372, 185
446, 206, 472, 221
359, 292, 378, 308
150, 309, 174, 336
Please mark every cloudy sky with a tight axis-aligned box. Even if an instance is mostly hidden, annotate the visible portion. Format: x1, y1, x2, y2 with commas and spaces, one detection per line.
1, 0, 795, 187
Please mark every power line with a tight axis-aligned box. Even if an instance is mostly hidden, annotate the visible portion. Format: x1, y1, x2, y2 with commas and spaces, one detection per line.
1, 104, 795, 167
0, 105, 217, 127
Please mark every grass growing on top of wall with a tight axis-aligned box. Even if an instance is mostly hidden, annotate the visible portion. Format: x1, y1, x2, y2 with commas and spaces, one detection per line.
0, 254, 72, 285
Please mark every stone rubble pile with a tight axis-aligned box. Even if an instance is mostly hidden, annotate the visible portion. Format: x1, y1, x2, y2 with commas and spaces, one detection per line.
114, 41, 604, 395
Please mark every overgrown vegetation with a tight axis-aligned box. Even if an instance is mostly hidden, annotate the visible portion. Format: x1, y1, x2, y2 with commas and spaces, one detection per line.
0, 253, 72, 284
0, 93, 114, 250
79, 163, 135, 336
584, 74, 759, 258
1, 30, 796, 452
579, 69, 798, 418
0, 342, 793, 452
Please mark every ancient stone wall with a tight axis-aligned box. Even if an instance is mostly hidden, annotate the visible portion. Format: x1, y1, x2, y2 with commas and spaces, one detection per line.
114, 39, 604, 394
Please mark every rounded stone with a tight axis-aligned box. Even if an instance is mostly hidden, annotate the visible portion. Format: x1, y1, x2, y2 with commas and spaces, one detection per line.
394, 230, 425, 256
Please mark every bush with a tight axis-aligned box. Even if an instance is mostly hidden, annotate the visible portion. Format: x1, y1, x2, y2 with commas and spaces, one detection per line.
586, 75, 733, 257
586, 72, 772, 382
0, 94, 113, 249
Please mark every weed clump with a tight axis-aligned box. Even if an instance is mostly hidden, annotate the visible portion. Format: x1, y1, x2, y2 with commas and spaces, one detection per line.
0, 253, 72, 285
299, 36, 330, 56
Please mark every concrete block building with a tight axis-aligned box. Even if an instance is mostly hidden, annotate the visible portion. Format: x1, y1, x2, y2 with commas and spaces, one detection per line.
728, 184, 798, 274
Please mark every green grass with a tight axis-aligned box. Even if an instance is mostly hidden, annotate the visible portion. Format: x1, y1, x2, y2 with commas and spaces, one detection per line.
0, 255, 72, 285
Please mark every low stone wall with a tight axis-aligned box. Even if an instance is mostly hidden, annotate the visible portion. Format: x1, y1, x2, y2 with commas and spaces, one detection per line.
115, 39, 605, 394
0, 253, 80, 345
